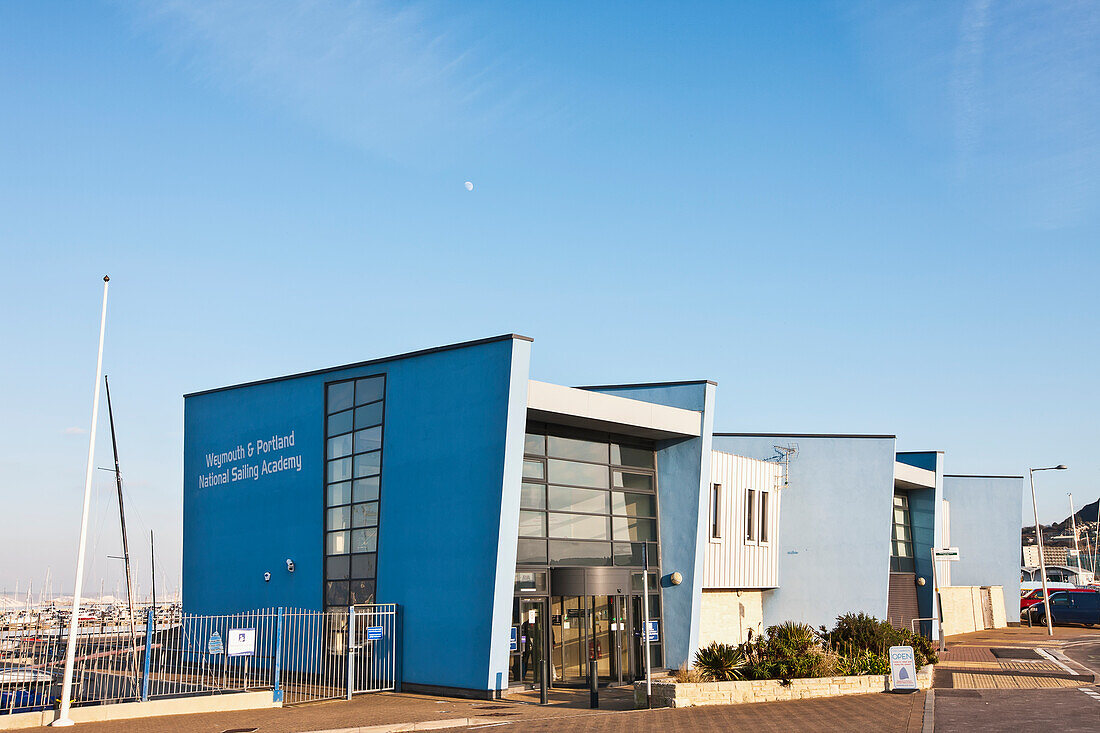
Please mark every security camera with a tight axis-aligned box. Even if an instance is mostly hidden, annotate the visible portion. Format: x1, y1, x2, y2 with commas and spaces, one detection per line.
264, 572, 271, 582
286, 559, 295, 573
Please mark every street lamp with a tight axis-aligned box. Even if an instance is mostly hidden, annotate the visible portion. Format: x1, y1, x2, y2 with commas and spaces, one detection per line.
1029, 464, 1068, 637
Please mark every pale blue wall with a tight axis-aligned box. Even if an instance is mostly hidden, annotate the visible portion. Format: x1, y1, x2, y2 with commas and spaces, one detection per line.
712, 435, 897, 631
942, 475, 1023, 621
584, 382, 714, 669
183, 335, 531, 694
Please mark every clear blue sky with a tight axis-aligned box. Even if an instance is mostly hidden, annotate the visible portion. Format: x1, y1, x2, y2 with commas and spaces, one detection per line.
1, 1, 1097, 597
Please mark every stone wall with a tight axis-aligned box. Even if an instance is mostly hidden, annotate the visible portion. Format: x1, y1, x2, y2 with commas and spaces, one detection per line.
634, 666, 933, 708
698, 590, 764, 648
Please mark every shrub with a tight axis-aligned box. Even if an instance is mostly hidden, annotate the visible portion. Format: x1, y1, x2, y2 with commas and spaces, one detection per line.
693, 642, 746, 681
835, 648, 890, 675
767, 621, 820, 652
824, 612, 938, 668
733, 623, 833, 681
688, 614, 933, 685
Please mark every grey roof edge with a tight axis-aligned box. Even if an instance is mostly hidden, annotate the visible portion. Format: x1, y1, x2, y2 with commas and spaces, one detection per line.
184, 333, 534, 399
944, 473, 1025, 479
896, 450, 945, 455
714, 432, 896, 439
579, 379, 718, 390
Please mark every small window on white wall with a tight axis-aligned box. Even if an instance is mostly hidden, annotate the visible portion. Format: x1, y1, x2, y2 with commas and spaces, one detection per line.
745, 488, 756, 542
759, 491, 769, 543
710, 484, 722, 540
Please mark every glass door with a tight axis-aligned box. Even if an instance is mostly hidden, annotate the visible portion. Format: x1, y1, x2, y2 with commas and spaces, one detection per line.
611, 595, 631, 685
592, 595, 634, 686
590, 596, 610, 682
510, 599, 546, 687
552, 597, 588, 685
630, 593, 647, 683
550, 595, 633, 688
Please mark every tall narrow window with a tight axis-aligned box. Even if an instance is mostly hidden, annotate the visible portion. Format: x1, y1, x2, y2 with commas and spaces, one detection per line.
891, 492, 915, 572
710, 484, 722, 539
759, 491, 769, 543
324, 375, 385, 609
745, 488, 756, 542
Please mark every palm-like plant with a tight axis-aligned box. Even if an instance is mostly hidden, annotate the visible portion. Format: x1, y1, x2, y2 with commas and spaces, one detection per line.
767, 621, 819, 652
694, 642, 746, 681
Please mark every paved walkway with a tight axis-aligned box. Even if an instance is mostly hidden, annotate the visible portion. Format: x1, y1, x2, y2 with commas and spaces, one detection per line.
931, 625, 1100, 732
22, 686, 925, 733
935, 625, 1096, 690
22, 626, 1099, 733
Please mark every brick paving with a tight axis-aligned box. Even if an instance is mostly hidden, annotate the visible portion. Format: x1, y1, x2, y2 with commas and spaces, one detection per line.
937, 646, 995, 663
943, 624, 1090, 646
18, 627, 1097, 733
935, 625, 1099, 692
457, 691, 927, 733
934, 688, 1100, 732
20, 691, 628, 733
933, 629, 1100, 730
951, 672, 1082, 689
19, 687, 926, 733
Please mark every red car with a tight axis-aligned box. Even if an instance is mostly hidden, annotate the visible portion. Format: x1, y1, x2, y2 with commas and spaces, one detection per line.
1021, 587, 1099, 612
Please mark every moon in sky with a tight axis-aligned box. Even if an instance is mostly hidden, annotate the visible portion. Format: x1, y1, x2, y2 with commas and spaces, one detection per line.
464, 181, 474, 191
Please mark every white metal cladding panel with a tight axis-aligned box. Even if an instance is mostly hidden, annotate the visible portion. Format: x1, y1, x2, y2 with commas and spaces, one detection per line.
703, 451, 783, 589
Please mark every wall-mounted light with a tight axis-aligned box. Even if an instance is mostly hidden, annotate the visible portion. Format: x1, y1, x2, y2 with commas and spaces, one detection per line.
669, 572, 683, 586
264, 572, 271, 582
286, 559, 295, 573
916, 577, 926, 587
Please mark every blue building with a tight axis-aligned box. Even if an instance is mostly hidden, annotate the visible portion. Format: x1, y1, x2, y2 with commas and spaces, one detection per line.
182, 335, 1024, 697
184, 335, 715, 697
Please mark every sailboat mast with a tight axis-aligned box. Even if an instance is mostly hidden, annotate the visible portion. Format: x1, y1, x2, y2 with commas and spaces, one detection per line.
104, 375, 141, 689
150, 530, 156, 615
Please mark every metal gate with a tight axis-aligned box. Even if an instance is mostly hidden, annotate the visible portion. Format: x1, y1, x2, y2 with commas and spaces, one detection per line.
350, 605, 397, 694
279, 604, 397, 705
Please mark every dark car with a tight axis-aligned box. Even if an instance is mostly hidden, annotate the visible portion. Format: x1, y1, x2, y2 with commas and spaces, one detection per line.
1023, 589, 1100, 626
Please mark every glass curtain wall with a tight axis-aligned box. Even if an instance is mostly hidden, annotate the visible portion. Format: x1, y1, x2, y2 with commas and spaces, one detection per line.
323, 375, 386, 609
515, 422, 663, 671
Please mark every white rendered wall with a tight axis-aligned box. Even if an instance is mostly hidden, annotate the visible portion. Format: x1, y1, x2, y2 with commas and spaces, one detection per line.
698, 590, 766, 649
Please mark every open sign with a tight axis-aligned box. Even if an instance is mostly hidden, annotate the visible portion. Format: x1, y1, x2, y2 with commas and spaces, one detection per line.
888, 646, 917, 691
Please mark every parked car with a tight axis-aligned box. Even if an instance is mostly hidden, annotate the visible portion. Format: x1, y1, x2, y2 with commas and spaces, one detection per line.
1020, 581, 1075, 595
1022, 589, 1100, 626
1020, 587, 1100, 611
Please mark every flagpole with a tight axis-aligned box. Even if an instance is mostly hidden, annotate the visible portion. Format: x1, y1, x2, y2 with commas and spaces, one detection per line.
53, 275, 110, 727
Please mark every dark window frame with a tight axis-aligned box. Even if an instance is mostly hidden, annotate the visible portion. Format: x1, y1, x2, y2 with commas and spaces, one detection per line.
745, 488, 757, 543
759, 490, 769, 544
710, 483, 722, 540
323, 373, 386, 610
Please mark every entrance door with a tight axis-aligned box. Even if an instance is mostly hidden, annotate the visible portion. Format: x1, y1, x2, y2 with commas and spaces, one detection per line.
510, 599, 547, 688
550, 595, 633, 687
551, 596, 586, 685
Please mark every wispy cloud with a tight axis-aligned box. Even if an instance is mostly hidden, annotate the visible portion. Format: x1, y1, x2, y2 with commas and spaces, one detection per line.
63, 427, 87, 435
848, 0, 1100, 228
950, 0, 991, 176
124, 0, 534, 159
